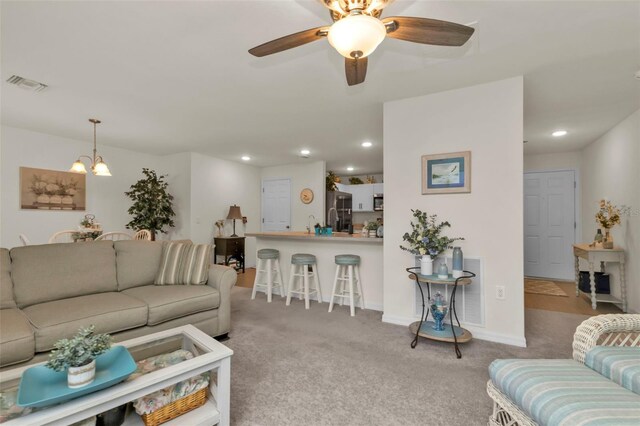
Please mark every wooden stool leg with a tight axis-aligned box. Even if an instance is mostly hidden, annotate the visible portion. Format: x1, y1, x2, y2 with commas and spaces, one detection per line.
286, 264, 295, 306
348, 265, 355, 317
355, 265, 365, 310
266, 259, 273, 303
303, 264, 310, 309
313, 263, 322, 303
328, 264, 340, 313
251, 258, 261, 300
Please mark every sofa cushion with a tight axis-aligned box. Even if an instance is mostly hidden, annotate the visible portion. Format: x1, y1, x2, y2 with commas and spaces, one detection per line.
155, 243, 211, 285
1, 248, 16, 309
585, 346, 640, 394
11, 241, 118, 308
0, 308, 34, 366
22, 292, 148, 352
123, 285, 219, 326
114, 240, 163, 290
490, 359, 640, 426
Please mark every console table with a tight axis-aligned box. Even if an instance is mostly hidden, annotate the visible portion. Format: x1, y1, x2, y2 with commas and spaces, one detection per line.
407, 267, 475, 359
214, 237, 245, 273
573, 244, 626, 312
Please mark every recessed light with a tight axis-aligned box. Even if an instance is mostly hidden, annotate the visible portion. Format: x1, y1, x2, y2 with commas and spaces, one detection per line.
361, 141, 372, 148
552, 130, 568, 137
347, 166, 354, 171
241, 155, 251, 161
300, 149, 310, 155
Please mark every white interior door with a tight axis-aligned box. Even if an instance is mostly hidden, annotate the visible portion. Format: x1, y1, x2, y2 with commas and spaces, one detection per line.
262, 179, 291, 231
524, 170, 576, 280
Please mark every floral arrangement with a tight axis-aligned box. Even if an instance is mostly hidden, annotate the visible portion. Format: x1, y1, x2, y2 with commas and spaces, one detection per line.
46, 326, 112, 371
215, 219, 225, 236
29, 174, 79, 198
595, 199, 623, 229
326, 171, 339, 191
400, 209, 464, 259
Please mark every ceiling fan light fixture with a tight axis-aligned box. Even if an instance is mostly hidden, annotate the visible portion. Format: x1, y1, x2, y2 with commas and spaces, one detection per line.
328, 14, 386, 58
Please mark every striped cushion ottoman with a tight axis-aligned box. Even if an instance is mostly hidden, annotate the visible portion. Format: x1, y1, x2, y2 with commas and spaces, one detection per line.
489, 359, 640, 426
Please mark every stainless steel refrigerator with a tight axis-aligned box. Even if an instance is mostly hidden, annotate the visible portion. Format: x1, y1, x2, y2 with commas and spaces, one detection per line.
326, 191, 352, 232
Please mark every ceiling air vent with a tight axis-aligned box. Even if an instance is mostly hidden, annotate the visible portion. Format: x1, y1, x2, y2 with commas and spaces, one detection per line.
6, 75, 48, 92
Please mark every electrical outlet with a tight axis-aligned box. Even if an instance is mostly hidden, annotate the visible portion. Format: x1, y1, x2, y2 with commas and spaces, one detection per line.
496, 285, 506, 300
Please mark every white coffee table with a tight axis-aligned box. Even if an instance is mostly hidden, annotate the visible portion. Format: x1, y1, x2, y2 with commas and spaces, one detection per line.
0, 325, 233, 426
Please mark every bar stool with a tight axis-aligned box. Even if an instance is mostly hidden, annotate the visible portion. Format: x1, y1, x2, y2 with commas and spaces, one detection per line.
286, 253, 322, 309
251, 248, 285, 303
328, 254, 364, 317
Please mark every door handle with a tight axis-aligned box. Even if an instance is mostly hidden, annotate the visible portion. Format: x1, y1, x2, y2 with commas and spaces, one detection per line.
286, 226, 290, 229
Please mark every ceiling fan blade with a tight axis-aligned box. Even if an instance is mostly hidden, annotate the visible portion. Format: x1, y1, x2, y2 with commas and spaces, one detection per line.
345, 57, 368, 86
249, 26, 329, 57
383, 16, 475, 46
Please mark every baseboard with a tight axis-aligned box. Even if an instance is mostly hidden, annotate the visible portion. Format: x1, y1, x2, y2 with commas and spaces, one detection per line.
381, 314, 527, 347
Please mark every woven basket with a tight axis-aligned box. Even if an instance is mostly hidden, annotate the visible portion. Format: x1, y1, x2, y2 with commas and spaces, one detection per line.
140, 388, 207, 426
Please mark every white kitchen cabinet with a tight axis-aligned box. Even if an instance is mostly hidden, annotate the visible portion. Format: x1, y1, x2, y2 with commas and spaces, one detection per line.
335, 183, 348, 192
350, 184, 374, 212
373, 183, 384, 194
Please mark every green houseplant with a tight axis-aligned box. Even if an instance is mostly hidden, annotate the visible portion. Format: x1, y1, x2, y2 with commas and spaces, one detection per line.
326, 171, 339, 192
400, 209, 464, 275
46, 326, 112, 388
125, 168, 176, 240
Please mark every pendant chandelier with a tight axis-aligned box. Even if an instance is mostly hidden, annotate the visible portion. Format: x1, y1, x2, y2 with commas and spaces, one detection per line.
69, 118, 111, 176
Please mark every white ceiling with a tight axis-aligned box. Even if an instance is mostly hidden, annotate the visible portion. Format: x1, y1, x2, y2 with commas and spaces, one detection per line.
2, 1, 639, 174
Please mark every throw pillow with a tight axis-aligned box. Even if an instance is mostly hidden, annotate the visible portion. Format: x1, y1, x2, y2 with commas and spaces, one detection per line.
155, 242, 211, 285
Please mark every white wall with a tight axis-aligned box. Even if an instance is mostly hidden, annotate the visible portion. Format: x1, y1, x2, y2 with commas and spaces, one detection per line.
524, 151, 581, 172
189, 152, 261, 267
382, 77, 526, 346
260, 161, 326, 232
581, 109, 640, 313
0, 126, 263, 271
1, 126, 164, 247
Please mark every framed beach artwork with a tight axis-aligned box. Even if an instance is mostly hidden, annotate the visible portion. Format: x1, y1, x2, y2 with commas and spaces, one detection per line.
20, 167, 86, 210
421, 151, 471, 195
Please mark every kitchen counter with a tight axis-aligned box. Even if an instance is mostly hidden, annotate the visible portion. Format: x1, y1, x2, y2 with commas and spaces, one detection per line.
245, 231, 382, 244
246, 231, 383, 311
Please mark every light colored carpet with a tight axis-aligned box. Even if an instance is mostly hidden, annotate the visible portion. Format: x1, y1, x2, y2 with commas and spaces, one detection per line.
225, 287, 590, 425
524, 278, 568, 297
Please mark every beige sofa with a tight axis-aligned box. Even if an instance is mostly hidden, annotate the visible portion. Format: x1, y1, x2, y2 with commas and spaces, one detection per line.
0, 240, 236, 368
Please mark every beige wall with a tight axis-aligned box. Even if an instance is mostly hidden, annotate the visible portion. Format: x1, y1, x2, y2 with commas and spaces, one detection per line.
524, 151, 581, 172
581, 109, 640, 313
383, 77, 525, 346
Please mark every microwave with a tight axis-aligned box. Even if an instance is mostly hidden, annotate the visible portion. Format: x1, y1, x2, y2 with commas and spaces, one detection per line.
373, 194, 384, 211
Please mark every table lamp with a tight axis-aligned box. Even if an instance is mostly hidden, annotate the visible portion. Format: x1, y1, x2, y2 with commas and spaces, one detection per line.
226, 205, 243, 237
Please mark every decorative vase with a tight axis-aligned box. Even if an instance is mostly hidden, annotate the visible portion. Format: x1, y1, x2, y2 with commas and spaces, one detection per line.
438, 263, 449, 279
49, 195, 62, 210
67, 359, 96, 388
452, 247, 464, 278
36, 194, 50, 209
420, 256, 433, 275
594, 229, 603, 246
603, 229, 614, 249
62, 195, 73, 205
430, 292, 448, 332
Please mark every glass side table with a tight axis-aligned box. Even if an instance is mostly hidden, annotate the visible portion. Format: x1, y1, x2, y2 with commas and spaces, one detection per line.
407, 267, 476, 359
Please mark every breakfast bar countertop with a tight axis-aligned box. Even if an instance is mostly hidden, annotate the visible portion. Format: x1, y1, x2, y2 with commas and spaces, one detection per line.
246, 231, 383, 244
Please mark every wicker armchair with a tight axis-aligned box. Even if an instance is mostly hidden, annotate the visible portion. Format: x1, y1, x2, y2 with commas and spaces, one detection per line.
487, 314, 640, 426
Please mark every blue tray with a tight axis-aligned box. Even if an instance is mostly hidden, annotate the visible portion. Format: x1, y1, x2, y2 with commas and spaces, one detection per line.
17, 345, 137, 408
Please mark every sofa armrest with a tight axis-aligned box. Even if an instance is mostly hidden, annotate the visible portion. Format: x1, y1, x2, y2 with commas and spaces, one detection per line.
207, 264, 237, 336
572, 314, 640, 364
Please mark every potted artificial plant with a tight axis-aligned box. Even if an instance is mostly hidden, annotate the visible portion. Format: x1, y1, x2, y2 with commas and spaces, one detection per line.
46, 326, 112, 388
125, 168, 176, 240
400, 209, 463, 275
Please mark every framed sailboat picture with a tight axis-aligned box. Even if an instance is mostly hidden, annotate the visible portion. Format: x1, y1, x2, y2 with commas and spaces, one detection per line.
421, 151, 471, 194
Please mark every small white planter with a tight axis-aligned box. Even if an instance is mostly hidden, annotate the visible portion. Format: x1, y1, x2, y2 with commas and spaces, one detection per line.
68, 360, 96, 388
420, 256, 433, 275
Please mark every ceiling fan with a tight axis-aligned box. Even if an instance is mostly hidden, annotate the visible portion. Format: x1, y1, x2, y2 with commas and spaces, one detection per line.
248, 0, 475, 86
